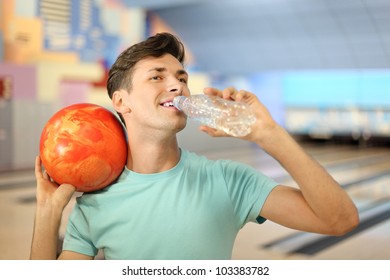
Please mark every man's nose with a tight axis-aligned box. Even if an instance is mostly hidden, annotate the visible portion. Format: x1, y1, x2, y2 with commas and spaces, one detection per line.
167, 80, 183, 94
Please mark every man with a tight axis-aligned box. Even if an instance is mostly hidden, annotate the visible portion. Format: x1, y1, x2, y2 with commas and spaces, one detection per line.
30, 32, 359, 260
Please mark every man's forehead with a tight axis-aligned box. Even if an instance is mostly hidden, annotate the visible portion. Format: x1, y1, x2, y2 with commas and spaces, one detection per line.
134, 54, 185, 74
138, 54, 182, 66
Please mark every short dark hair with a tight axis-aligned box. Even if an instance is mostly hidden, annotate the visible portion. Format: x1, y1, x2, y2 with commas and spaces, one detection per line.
107, 32, 186, 99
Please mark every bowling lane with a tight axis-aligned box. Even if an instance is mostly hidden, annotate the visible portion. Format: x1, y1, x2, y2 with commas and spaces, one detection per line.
0, 185, 36, 259
311, 218, 390, 260
230, 143, 390, 260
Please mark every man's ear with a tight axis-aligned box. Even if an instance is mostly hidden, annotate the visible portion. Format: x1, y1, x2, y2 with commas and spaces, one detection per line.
112, 90, 131, 114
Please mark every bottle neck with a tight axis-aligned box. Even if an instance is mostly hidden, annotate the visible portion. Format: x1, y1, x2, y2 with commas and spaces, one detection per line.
173, 96, 186, 111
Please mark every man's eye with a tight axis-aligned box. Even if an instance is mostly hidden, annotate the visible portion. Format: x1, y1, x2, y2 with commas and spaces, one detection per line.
179, 78, 187, 83
151, 76, 162, 80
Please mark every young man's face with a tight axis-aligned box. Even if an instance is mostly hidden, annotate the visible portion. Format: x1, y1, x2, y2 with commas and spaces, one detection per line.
124, 53, 190, 134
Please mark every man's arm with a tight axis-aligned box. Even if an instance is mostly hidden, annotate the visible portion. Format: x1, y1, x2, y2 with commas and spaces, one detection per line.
202, 87, 359, 235
30, 156, 93, 260
257, 125, 359, 235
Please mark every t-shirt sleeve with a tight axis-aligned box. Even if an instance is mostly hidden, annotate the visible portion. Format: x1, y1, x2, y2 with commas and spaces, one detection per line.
220, 160, 278, 229
62, 200, 98, 257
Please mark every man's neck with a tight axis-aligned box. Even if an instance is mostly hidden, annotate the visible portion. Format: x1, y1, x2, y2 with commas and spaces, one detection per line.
125, 135, 181, 174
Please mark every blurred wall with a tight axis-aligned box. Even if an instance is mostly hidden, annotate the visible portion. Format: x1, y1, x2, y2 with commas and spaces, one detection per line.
0, 0, 145, 170
0, 0, 250, 171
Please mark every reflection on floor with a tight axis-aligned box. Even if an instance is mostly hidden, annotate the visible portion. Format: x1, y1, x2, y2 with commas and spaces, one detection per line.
1, 140, 390, 260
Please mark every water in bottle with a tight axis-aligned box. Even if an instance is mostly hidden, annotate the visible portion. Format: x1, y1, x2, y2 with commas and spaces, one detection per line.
173, 94, 256, 137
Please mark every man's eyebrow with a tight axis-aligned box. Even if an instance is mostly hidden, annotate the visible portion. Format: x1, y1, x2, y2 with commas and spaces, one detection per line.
177, 69, 188, 76
148, 67, 166, 73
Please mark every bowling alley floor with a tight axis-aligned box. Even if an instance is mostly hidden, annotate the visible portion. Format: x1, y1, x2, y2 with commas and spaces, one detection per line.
1, 138, 390, 260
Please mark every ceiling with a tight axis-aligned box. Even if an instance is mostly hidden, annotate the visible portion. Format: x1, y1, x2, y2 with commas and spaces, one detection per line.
123, 0, 390, 75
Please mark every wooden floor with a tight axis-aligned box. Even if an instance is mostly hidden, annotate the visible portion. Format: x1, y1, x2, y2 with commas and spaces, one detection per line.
1, 140, 390, 260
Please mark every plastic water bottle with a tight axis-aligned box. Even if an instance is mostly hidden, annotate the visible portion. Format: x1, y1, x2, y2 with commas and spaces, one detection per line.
173, 95, 256, 137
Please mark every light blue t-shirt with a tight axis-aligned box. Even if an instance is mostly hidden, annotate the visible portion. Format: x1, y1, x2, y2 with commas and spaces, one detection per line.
63, 149, 278, 259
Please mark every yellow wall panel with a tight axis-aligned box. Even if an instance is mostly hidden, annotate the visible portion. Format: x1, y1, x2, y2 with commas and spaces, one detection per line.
4, 17, 43, 63
188, 72, 210, 95
36, 61, 104, 102
34, 52, 79, 63
87, 87, 112, 107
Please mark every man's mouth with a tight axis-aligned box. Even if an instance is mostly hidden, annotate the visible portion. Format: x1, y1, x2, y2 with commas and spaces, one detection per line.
160, 101, 175, 107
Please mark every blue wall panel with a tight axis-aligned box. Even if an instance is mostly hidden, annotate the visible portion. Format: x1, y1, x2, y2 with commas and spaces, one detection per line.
282, 71, 359, 108
282, 71, 390, 109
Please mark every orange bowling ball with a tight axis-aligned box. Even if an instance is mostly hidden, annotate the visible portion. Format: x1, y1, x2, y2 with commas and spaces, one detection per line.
39, 103, 127, 192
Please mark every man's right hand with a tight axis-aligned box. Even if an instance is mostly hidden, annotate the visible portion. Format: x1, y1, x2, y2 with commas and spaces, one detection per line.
34, 156, 76, 210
